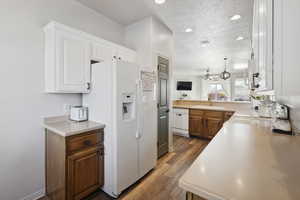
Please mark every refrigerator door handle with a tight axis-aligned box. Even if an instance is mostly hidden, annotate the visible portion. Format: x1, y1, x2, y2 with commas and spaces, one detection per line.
135, 131, 140, 139
136, 79, 142, 140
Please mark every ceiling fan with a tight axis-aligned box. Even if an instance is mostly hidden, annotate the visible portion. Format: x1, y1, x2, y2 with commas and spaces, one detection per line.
201, 68, 220, 81
201, 57, 232, 81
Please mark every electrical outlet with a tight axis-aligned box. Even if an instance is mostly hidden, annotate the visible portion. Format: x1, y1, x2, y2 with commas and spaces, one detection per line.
63, 104, 71, 114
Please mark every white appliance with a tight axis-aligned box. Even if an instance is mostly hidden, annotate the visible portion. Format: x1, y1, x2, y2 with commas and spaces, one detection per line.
83, 50, 157, 197
173, 108, 189, 137
70, 106, 88, 122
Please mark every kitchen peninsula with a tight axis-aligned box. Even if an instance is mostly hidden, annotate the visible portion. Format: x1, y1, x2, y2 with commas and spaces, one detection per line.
179, 114, 300, 200
172, 100, 252, 139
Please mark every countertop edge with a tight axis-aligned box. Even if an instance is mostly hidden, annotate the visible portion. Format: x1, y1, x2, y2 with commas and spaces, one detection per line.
172, 105, 236, 113
43, 123, 105, 137
179, 179, 226, 200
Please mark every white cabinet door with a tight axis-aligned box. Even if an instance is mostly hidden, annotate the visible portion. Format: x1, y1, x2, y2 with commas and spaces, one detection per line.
173, 112, 181, 129
252, 0, 260, 73
251, 0, 273, 91
116, 46, 136, 63
45, 22, 137, 93
56, 30, 91, 93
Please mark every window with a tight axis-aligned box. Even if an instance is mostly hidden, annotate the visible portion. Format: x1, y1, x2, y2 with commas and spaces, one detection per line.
233, 78, 250, 101
208, 83, 229, 101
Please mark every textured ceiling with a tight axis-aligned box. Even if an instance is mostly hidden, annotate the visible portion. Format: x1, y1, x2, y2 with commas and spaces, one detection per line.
78, 0, 253, 74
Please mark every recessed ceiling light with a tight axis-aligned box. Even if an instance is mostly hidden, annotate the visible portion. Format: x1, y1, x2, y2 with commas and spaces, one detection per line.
185, 28, 193, 33
230, 14, 241, 21
236, 36, 244, 41
155, 0, 166, 5
201, 40, 210, 47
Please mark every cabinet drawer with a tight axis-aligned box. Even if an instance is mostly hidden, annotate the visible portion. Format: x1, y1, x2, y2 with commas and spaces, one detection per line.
190, 109, 204, 116
67, 129, 103, 154
205, 111, 224, 118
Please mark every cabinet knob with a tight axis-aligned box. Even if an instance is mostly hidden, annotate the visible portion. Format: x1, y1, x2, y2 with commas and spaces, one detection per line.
118, 57, 121, 60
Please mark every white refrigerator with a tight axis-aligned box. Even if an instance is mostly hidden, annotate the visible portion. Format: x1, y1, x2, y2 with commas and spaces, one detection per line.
83, 56, 157, 197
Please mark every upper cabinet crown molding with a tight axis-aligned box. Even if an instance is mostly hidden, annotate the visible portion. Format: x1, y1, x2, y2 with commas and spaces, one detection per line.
44, 21, 137, 93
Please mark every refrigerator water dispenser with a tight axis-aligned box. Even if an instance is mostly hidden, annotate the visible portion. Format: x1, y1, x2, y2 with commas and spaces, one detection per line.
122, 93, 135, 120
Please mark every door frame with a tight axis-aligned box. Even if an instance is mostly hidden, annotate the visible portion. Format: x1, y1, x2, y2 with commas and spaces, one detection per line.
156, 53, 173, 157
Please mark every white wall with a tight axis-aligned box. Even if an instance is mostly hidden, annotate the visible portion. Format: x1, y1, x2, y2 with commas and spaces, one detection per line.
0, 1, 125, 199
125, 18, 152, 69
173, 75, 201, 100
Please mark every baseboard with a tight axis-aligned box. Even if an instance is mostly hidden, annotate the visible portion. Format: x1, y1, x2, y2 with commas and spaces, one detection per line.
173, 130, 189, 138
20, 188, 45, 200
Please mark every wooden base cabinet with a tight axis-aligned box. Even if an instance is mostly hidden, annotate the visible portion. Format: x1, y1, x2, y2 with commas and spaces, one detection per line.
189, 115, 205, 138
189, 110, 233, 139
46, 129, 104, 200
206, 117, 223, 139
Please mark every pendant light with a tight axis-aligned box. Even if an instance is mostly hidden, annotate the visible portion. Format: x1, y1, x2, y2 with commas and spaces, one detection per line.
220, 57, 231, 80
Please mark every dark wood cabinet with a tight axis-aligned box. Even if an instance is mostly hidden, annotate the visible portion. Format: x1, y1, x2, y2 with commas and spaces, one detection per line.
46, 129, 104, 200
205, 117, 223, 139
189, 109, 231, 139
67, 146, 104, 200
189, 111, 205, 137
224, 111, 234, 122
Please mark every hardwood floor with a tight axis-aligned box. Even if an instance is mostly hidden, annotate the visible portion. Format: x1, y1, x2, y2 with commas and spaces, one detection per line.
40, 135, 208, 200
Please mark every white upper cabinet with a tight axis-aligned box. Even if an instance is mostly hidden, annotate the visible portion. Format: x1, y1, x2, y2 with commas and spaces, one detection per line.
55, 30, 91, 93
44, 22, 91, 93
251, 0, 273, 91
44, 22, 137, 93
116, 46, 136, 63
273, 0, 300, 97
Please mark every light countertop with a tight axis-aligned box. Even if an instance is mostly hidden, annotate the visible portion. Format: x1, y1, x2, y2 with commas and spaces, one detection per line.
43, 115, 105, 137
174, 100, 252, 104
173, 105, 235, 112
179, 115, 300, 200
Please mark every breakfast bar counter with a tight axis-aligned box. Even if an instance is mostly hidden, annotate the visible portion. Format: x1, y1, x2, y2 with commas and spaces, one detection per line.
173, 104, 235, 112
179, 115, 300, 200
